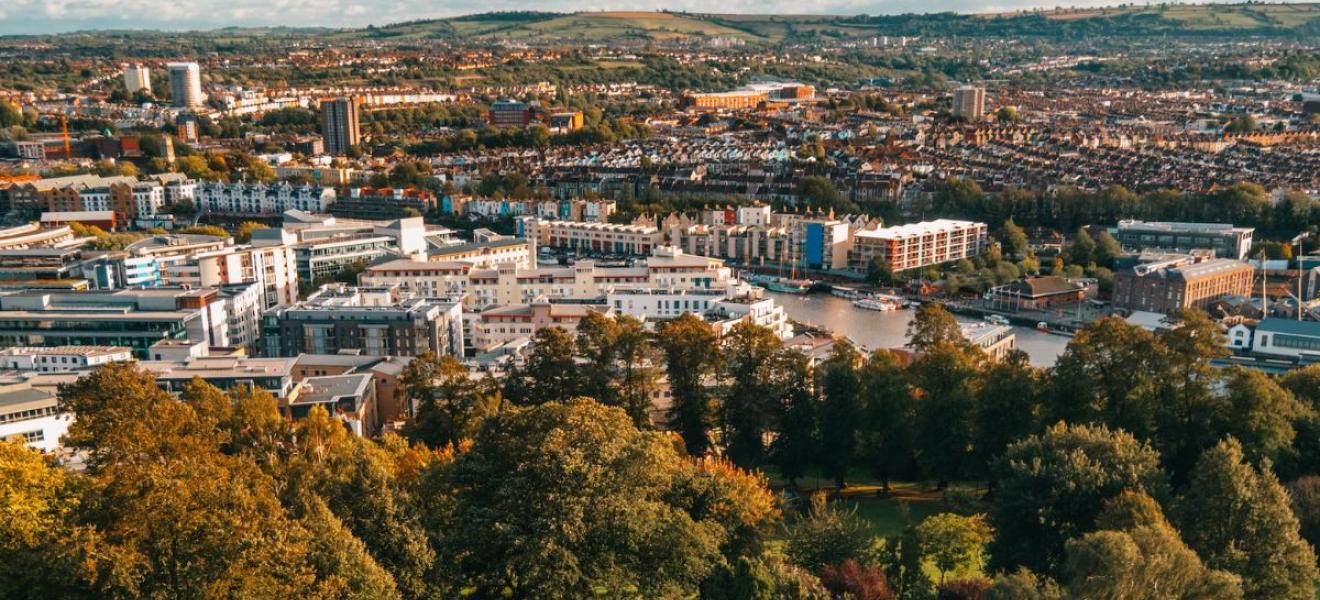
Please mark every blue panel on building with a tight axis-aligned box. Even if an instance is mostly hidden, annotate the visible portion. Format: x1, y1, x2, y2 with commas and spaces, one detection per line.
805, 223, 825, 268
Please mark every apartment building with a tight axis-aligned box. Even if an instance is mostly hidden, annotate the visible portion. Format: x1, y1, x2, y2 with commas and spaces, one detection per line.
159, 244, 299, 308
329, 187, 435, 220
850, 219, 989, 273
195, 181, 336, 216
123, 64, 151, 95
320, 97, 362, 156
294, 234, 393, 283
261, 286, 464, 358
953, 86, 986, 121
166, 62, 204, 109
427, 238, 533, 268
1114, 220, 1255, 261
489, 100, 532, 127
1112, 255, 1255, 314
522, 218, 663, 256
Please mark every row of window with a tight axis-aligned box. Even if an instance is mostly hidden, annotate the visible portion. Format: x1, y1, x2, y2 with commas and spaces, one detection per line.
0, 405, 59, 425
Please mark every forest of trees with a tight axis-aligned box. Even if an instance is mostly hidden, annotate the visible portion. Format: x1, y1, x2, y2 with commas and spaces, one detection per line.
6, 305, 1320, 599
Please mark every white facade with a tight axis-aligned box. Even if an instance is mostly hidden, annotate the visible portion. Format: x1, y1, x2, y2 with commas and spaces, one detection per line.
124, 64, 151, 95
196, 182, 335, 216
0, 383, 71, 453
0, 346, 133, 372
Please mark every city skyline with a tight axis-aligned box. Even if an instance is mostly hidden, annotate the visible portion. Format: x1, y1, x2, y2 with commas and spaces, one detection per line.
2, 0, 1312, 34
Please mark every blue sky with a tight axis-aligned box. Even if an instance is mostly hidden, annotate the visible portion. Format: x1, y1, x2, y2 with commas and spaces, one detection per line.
0, 0, 1306, 35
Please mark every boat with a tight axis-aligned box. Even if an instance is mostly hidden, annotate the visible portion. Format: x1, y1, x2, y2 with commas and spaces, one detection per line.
986, 315, 1010, 326
853, 297, 898, 311
1036, 321, 1051, 332
832, 285, 863, 300
764, 279, 812, 294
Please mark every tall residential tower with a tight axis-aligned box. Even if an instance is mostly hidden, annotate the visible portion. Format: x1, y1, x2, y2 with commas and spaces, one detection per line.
320, 97, 362, 156
166, 62, 204, 109
123, 64, 151, 95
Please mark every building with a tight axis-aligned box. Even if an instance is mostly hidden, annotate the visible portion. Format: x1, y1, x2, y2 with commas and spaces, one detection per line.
123, 64, 151, 95
330, 187, 435, 220
0, 381, 70, 453
985, 276, 1097, 311
195, 181, 335, 216
1112, 255, 1255, 314
320, 97, 361, 156
682, 82, 815, 110
489, 100, 532, 127
850, 219, 988, 273
166, 62, 204, 109
143, 356, 299, 400
1251, 319, 1320, 360
295, 234, 393, 283
0, 345, 132, 372
261, 286, 464, 358
473, 298, 605, 352
428, 237, 533, 268
0, 288, 227, 357
1114, 220, 1255, 261
953, 86, 986, 121
290, 373, 379, 436
522, 218, 663, 256
960, 322, 1016, 361
292, 354, 412, 425
548, 111, 584, 131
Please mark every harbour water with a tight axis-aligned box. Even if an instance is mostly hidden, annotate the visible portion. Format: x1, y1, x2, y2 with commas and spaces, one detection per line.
766, 292, 1071, 367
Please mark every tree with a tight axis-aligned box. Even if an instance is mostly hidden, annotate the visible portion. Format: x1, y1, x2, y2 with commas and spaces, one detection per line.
906, 303, 963, 351
720, 323, 784, 466
1067, 227, 1096, 266
769, 350, 817, 488
1178, 438, 1318, 600
819, 560, 895, 600
1287, 476, 1320, 553
972, 351, 1042, 481
431, 398, 760, 598
818, 343, 863, 487
786, 493, 875, 572
1215, 368, 1311, 468
990, 422, 1167, 576
520, 327, 580, 405
1061, 491, 1242, 600
0, 442, 100, 599
575, 313, 659, 427
1050, 317, 1162, 440
404, 351, 500, 448
937, 579, 991, 600
180, 224, 230, 238
985, 569, 1062, 600
915, 513, 994, 585
235, 220, 269, 243
657, 313, 722, 456
999, 218, 1029, 260
1154, 309, 1228, 479
910, 340, 984, 487
857, 350, 915, 494
1093, 230, 1122, 267
867, 256, 898, 286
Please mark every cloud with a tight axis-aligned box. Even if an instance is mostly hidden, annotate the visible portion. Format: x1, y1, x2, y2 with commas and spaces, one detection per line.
0, 0, 1310, 34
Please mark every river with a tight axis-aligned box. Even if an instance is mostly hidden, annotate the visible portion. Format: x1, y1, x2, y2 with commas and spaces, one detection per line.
765, 292, 1071, 367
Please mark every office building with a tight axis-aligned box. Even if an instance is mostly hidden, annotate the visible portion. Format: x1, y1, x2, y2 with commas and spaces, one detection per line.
489, 100, 532, 127
1114, 220, 1255, 261
850, 219, 988, 273
0, 288, 228, 357
0, 345, 133, 372
1112, 255, 1254, 314
1251, 319, 1320, 360
123, 64, 151, 95
953, 86, 986, 121
166, 62, 204, 109
320, 97, 361, 156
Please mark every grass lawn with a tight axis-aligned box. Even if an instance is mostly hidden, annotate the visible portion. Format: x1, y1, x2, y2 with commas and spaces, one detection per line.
764, 466, 986, 538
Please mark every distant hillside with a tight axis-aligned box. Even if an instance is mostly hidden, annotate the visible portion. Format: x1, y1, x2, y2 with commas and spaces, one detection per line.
340, 4, 1320, 43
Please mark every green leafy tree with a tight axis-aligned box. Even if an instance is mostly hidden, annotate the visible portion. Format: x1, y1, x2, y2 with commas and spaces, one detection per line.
999, 218, 1029, 260
769, 349, 817, 488
657, 313, 722, 456
990, 422, 1167, 576
906, 303, 964, 352
720, 323, 785, 467
858, 350, 916, 494
914, 513, 994, 585
235, 220, 269, 243
786, 493, 875, 572
520, 326, 580, 405
1067, 228, 1096, 266
818, 342, 863, 487
1050, 317, 1163, 440
1178, 438, 1319, 600
1093, 230, 1122, 267
432, 398, 768, 599
404, 352, 501, 448
1061, 491, 1242, 600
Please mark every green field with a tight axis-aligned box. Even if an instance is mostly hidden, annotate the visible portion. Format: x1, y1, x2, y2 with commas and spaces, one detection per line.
1039, 1, 1320, 29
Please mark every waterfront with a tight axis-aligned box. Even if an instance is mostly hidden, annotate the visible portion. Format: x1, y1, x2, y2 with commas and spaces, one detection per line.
767, 292, 1071, 367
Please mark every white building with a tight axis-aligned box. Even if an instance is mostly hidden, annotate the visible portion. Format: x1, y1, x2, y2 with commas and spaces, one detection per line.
195, 182, 335, 216
953, 86, 986, 121
124, 64, 151, 95
1251, 319, 1320, 360
0, 382, 71, 453
0, 346, 133, 372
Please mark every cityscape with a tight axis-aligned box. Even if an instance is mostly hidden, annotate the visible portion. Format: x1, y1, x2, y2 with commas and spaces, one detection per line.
3, 3, 1320, 599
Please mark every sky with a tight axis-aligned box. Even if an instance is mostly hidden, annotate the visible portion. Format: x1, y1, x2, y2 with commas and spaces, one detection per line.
0, 0, 1308, 35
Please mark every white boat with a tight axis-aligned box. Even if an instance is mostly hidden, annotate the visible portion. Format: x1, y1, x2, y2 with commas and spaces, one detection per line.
986, 315, 1010, 326
853, 297, 897, 311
